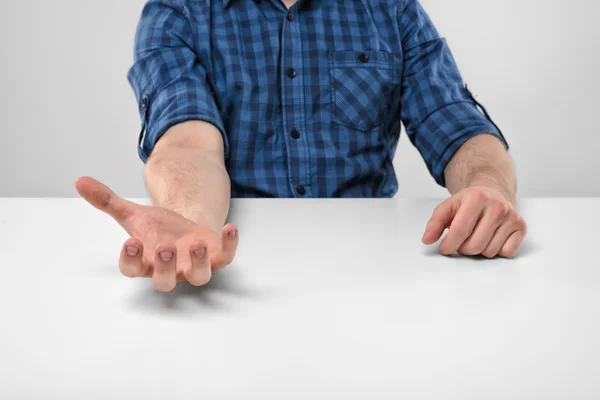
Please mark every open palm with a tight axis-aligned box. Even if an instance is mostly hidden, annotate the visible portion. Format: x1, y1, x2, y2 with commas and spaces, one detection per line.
75, 177, 239, 292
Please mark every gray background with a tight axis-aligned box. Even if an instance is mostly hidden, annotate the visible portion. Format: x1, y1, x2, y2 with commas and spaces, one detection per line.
1, 0, 598, 198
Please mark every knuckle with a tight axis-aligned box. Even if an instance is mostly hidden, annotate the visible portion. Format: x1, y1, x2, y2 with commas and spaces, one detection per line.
461, 243, 483, 256
491, 201, 509, 219
458, 241, 472, 254
92, 189, 112, 210
470, 189, 487, 203
499, 245, 517, 258
459, 248, 476, 256
507, 213, 520, 227
481, 249, 496, 259
473, 242, 488, 254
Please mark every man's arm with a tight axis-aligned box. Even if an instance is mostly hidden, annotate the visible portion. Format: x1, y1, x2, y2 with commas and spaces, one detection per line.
75, 1, 238, 293
395, 0, 527, 257
144, 121, 231, 233
75, 119, 237, 291
444, 133, 517, 206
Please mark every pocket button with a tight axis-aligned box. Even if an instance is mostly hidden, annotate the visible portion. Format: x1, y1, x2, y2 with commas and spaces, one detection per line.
358, 53, 369, 63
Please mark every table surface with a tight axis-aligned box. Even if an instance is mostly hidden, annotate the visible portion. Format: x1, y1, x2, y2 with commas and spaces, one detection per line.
0, 197, 598, 399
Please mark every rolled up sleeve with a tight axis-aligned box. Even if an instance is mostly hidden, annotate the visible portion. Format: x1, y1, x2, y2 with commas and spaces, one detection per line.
127, 0, 227, 163
398, 0, 508, 187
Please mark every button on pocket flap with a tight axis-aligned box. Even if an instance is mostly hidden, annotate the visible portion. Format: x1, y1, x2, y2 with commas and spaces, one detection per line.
329, 50, 393, 69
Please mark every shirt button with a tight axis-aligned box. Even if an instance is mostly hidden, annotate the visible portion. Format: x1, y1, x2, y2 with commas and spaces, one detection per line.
287, 68, 297, 79
141, 97, 148, 108
358, 53, 369, 63
291, 129, 300, 139
287, 12, 294, 21
296, 186, 306, 196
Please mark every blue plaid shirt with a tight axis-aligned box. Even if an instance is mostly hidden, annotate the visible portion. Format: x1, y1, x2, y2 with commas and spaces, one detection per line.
128, 0, 508, 198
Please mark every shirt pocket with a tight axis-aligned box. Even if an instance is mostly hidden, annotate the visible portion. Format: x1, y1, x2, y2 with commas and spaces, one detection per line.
329, 50, 395, 132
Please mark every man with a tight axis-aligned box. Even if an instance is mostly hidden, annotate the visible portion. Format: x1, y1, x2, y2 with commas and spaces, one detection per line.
76, 0, 527, 292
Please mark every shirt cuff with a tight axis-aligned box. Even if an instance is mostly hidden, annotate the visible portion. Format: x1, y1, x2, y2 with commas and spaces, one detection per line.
136, 81, 228, 163
416, 101, 509, 188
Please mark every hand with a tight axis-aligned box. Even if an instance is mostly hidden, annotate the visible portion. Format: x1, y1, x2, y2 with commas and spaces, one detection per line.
75, 176, 239, 292
421, 186, 527, 258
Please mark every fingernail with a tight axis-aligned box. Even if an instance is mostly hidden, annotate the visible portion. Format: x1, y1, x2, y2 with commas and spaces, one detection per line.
160, 251, 173, 262
194, 247, 206, 258
126, 246, 139, 256
228, 229, 236, 239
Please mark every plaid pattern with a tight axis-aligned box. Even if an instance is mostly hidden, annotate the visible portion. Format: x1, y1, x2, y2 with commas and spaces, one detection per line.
128, 0, 508, 198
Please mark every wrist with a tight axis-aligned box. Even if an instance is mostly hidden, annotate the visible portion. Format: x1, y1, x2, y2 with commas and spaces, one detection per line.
156, 201, 225, 232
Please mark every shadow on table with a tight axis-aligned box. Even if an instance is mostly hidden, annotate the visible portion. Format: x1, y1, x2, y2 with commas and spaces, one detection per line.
421, 238, 541, 262
127, 265, 275, 316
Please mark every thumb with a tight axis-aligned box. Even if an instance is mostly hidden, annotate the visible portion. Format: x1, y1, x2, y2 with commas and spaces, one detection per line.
75, 176, 136, 224
422, 197, 456, 244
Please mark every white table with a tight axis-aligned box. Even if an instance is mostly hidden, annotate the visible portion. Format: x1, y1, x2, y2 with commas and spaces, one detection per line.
0, 198, 598, 399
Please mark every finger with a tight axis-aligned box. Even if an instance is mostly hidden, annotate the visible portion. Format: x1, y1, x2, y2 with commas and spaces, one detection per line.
75, 176, 136, 223
153, 244, 177, 292
185, 240, 211, 286
175, 246, 192, 276
422, 200, 454, 244
438, 195, 486, 256
498, 224, 527, 259
211, 224, 239, 270
458, 202, 509, 256
481, 214, 526, 258
119, 238, 145, 278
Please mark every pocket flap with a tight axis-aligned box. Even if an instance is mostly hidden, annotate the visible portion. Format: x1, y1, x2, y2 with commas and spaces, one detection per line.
329, 50, 393, 68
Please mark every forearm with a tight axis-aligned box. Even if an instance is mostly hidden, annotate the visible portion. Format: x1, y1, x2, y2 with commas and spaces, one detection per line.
144, 122, 231, 232
444, 133, 517, 206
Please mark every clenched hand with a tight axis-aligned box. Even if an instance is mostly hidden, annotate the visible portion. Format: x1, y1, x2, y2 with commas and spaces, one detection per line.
422, 186, 527, 258
75, 176, 239, 292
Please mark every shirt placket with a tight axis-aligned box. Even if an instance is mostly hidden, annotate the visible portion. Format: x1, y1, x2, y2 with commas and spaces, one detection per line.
280, 5, 311, 198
